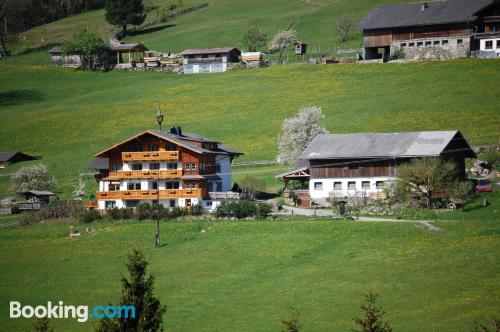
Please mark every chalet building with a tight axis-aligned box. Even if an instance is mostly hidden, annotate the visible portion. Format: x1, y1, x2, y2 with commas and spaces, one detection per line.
358, 0, 500, 60
181, 48, 241, 74
277, 131, 475, 207
86, 127, 242, 211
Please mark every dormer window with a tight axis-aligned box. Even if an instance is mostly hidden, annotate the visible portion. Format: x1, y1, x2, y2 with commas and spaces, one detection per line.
148, 144, 159, 151
132, 144, 142, 152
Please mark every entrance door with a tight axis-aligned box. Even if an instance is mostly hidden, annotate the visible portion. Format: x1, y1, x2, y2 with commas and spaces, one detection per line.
185, 199, 192, 207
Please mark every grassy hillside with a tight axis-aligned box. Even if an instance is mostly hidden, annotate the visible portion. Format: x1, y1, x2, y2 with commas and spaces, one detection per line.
0, 59, 499, 196
10, 0, 407, 55
0, 216, 498, 331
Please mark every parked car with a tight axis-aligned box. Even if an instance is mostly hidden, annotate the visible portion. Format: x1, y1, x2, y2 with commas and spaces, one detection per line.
476, 179, 493, 192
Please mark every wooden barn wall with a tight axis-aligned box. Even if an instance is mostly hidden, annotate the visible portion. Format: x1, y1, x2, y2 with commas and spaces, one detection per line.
363, 30, 393, 47
309, 159, 397, 178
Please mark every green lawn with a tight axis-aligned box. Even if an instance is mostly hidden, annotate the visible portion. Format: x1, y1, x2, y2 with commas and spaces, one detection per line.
1, 59, 499, 198
0, 217, 498, 331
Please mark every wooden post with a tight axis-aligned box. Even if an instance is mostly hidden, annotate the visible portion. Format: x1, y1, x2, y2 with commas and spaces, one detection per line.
117, 52, 120, 64
128, 51, 131, 63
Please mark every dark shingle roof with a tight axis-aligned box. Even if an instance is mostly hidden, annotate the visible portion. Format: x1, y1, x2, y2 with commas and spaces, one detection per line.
0, 151, 40, 163
87, 157, 109, 170
109, 43, 148, 51
300, 131, 475, 159
358, 0, 494, 30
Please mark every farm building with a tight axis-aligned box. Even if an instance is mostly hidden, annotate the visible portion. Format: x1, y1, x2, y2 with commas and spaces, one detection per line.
241, 52, 264, 68
0, 151, 40, 168
294, 42, 307, 55
47, 46, 82, 67
358, 0, 500, 60
181, 47, 241, 74
86, 127, 243, 211
110, 42, 149, 68
277, 131, 476, 207
17, 190, 57, 211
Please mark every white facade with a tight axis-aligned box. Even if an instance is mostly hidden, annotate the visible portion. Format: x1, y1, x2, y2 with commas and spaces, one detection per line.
479, 38, 500, 57
309, 176, 394, 202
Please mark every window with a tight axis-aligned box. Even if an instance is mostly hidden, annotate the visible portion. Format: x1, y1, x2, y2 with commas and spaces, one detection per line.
497, 40, 500, 49
109, 183, 120, 191
348, 181, 356, 190
485, 40, 493, 49
442, 39, 448, 45
151, 181, 158, 190
216, 163, 222, 173
166, 144, 176, 151
148, 144, 159, 151
362, 181, 370, 189
185, 181, 196, 189
190, 163, 196, 170
314, 182, 323, 190
169, 200, 175, 207
127, 182, 141, 190
417, 41, 423, 47
376, 181, 385, 189
425, 41, 431, 46
127, 200, 139, 208
457, 39, 463, 45
216, 182, 222, 191
206, 201, 213, 207
400, 43, 407, 48
185, 163, 191, 170
433, 40, 440, 46
408, 42, 415, 47
165, 181, 179, 189
105, 201, 116, 209
111, 164, 120, 171
132, 144, 142, 152
334, 182, 342, 190
149, 163, 160, 170
132, 163, 142, 171
167, 162, 178, 169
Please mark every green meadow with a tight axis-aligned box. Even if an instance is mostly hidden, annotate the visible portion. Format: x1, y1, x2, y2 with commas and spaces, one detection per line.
0, 215, 498, 331
1, 58, 499, 197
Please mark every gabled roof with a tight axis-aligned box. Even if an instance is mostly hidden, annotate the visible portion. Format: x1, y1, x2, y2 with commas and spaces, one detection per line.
109, 43, 148, 51
300, 131, 475, 160
358, 0, 495, 30
18, 190, 56, 196
0, 151, 40, 163
47, 46, 62, 53
181, 47, 240, 55
95, 130, 242, 157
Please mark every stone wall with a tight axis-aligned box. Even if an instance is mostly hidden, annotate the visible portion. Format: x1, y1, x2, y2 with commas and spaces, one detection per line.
391, 36, 470, 61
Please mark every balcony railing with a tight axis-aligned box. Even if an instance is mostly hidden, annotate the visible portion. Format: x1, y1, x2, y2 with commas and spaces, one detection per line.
97, 189, 207, 200
84, 200, 98, 209
105, 169, 182, 180
122, 151, 179, 162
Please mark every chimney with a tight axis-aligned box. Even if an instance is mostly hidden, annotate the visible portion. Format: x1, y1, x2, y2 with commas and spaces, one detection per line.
421, 3, 428, 11
169, 126, 183, 136
176, 126, 182, 136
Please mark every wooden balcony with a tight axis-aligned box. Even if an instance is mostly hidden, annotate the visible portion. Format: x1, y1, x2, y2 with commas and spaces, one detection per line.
122, 151, 179, 162
105, 169, 182, 180
97, 189, 207, 200
84, 200, 98, 209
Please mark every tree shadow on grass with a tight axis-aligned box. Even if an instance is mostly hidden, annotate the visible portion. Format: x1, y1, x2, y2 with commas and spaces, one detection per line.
0, 90, 44, 107
127, 24, 177, 37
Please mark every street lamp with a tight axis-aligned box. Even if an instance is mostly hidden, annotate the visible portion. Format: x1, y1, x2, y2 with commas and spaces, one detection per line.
155, 105, 164, 248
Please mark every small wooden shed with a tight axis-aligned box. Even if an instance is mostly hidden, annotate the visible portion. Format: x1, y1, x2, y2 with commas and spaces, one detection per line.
47, 46, 82, 67
0, 151, 40, 168
110, 43, 148, 68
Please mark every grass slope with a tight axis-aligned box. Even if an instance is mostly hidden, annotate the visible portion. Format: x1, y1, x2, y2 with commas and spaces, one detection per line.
0, 217, 498, 331
0, 59, 499, 196
10, 0, 406, 55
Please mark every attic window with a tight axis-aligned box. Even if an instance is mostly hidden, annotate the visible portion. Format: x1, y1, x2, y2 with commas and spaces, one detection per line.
166, 144, 176, 151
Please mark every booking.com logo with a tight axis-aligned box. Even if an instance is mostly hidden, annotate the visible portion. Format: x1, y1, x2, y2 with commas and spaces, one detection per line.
10, 301, 135, 323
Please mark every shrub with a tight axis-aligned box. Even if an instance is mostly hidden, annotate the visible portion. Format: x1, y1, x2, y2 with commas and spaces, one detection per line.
108, 207, 122, 220
281, 307, 301, 332
190, 204, 203, 216
256, 202, 273, 219
169, 206, 187, 219
79, 209, 101, 223
120, 208, 134, 220
135, 202, 151, 220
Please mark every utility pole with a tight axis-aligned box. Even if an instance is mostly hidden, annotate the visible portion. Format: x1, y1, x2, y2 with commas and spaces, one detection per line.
155, 105, 164, 247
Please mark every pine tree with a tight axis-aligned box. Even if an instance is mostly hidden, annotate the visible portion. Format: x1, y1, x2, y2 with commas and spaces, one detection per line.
96, 249, 166, 332
352, 291, 392, 332
105, 0, 146, 34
